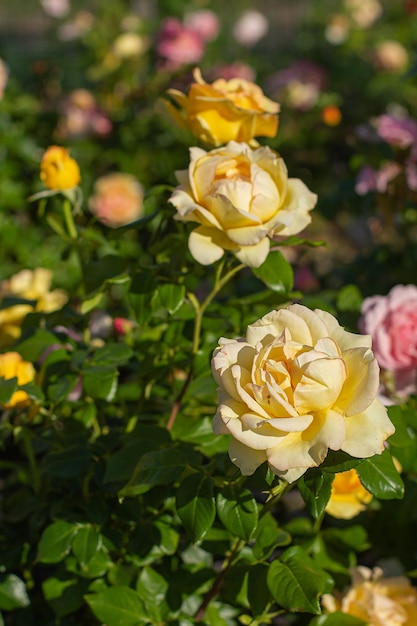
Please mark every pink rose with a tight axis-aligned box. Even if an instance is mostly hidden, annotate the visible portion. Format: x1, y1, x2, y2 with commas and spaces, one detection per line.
376, 114, 417, 151
157, 17, 205, 69
88, 173, 144, 228
184, 10, 220, 42
360, 285, 417, 396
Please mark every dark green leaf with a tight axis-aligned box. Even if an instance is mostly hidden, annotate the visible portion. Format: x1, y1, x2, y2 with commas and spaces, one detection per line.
15, 329, 59, 361
321, 450, 362, 474
252, 249, 293, 293
83, 365, 118, 401
267, 546, 330, 614
72, 527, 101, 567
216, 485, 258, 541
309, 613, 367, 625
356, 449, 404, 500
176, 472, 216, 543
37, 521, 79, 564
0, 378, 17, 404
85, 586, 147, 626
247, 564, 271, 617
136, 567, 169, 622
158, 283, 185, 315
299, 469, 335, 518
43, 445, 92, 478
119, 448, 188, 496
42, 576, 86, 617
0, 575, 30, 610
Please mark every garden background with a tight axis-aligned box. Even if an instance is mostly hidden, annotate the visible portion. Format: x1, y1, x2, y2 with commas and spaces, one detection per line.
1, 1, 417, 625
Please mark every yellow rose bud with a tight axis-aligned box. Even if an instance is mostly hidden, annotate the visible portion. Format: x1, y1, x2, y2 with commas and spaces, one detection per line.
212, 304, 395, 482
322, 566, 417, 625
40, 145, 81, 191
325, 469, 372, 519
169, 141, 317, 267
0, 352, 35, 408
164, 68, 280, 146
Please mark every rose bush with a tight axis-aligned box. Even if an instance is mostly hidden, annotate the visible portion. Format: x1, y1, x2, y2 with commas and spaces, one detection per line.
322, 566, 417, 625
325, 469, 372, 519
212, 303, 395, 482
169, 141, 317, 267
164, 68, 279, 146
40, 145, 81, 190
0, 351, 35, 408
360, 284, 417, 398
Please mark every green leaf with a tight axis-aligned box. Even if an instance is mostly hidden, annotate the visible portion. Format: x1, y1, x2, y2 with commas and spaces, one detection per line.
267, 546, 330, 614
136, 567, 169, 622
0, 377, 17, 404
356, 449, 404, 500
37, 521, 79, 563
252, 513, 291, 560
83, 365, 118, 401
158, 283, 186, 315
336, 284, 363, 312
309, 613, 367, 626
19, 381, 44, 403
72, 527, 101, 567
176, 472, 216, 543
0, 575, 30, 610
42, 576, 86, 618
252, 249, 294, 293
321, 450, 362, 474
119, 448, 188, 496
299, 469, 335, 518
85, 586, 147, 626
216, 485, 258, 541
247, 564, 271, 617
15, 329, 59, 362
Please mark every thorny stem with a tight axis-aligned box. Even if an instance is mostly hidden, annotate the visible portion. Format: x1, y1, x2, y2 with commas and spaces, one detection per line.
166, 261, 245, 431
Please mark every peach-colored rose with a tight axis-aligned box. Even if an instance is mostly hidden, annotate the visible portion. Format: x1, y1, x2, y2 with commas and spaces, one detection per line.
169, 141, 317, 267
164, 68, 279, 147
322, 566, 417, 625
88, 173, 144, 228
40, 145, 81, 190
325, 469, 372, 519
0, 268, 68, 347
0, 352, 35, 408
360, 285, 417, 398
212, 304, 394, 482
374, 41, 409, 72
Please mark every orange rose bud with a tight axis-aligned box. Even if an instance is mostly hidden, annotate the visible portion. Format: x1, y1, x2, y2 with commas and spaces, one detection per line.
321, 105, 342, 126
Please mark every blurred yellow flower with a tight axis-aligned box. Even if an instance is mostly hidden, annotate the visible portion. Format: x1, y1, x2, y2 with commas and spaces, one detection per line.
325, 469, 372, 519
164, 68, 280, 147
0, 268, 68, 347
0, 352, 35, 408
40, 145, 81, 191
322, 566, 417, 625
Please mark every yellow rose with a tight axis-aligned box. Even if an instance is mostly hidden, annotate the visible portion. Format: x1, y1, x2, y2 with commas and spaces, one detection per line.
0, 352, 35, 408
169, 141, 317, 267
0, 268, 68, 347
322, 566, 417, 626
325, 469, 372, 519
164, 68, 279, 146
88, 173, 144, 228
40, 145, 81, 191
212, 303, 395, 482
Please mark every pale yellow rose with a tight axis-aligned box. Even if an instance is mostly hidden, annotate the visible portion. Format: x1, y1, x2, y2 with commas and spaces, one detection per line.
88, 173, 144, 228
212, 303, 395, 482
169, 141, 317, 267
40, 145, 81, 190
0, 352, 35, 408
325, 468, 372, 519
164, 68, 279, 147
322, 566, 417, 626
0, 268, 68, 347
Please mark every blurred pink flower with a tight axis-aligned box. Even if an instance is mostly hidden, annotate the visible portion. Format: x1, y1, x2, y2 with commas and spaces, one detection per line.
40, 0, 70, 18
360, 285, 417, 397
56, 89, 112, 139
205, 62, 256, 82
88, 173, 144, 228
184, 10, 220, 42
233, 10, 268, 47
157, 17, 205, 69
0, 58, 7, 100
376, 114, 417, 151
114, 317, 135, 335
355, 165, 377, 195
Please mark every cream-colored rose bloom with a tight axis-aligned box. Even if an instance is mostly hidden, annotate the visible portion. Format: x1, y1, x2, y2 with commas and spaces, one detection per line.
325, 468, 372, 519
212, 304, 394, 482
0, 269, 68, 347
322, 567, 417, 626
169, 141, 317, 267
